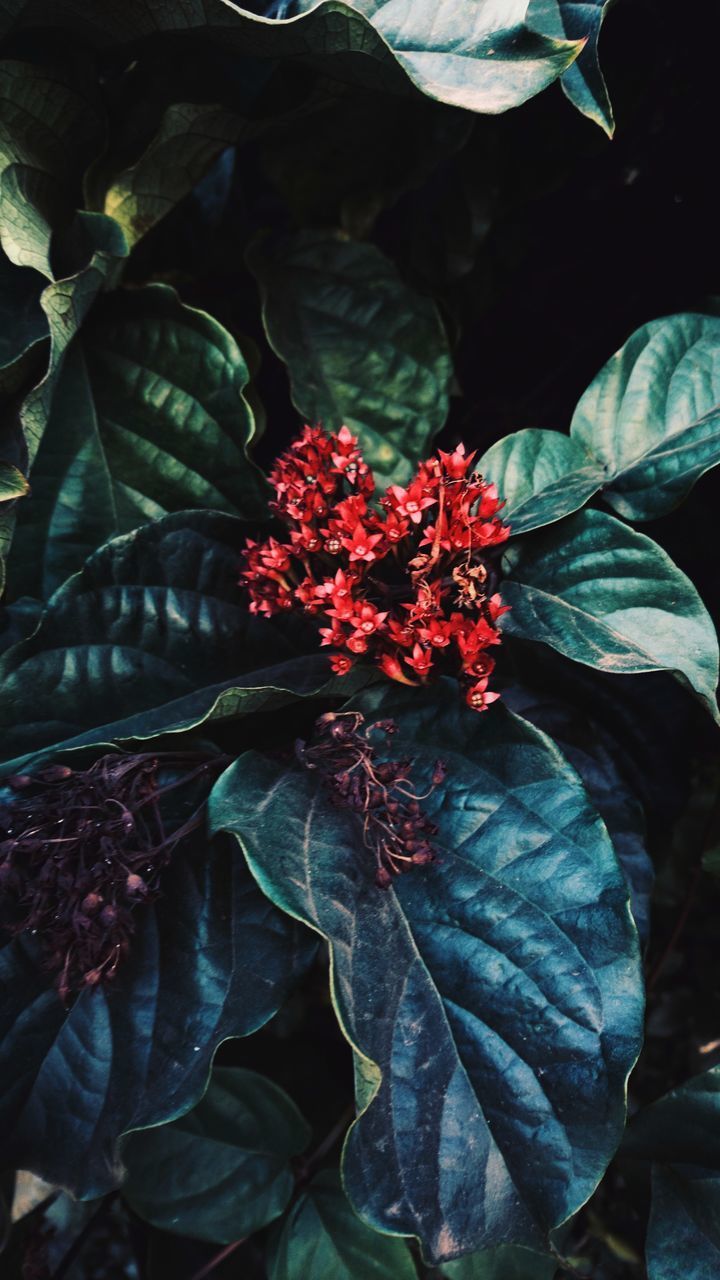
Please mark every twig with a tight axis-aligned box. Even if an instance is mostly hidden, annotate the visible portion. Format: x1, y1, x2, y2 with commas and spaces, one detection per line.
189, 1238, 247, 1280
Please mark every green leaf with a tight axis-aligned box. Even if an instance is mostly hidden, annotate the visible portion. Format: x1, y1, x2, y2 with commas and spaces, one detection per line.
248, 230, 453, 487
123, 1068, 311, 1243
570, 313, 720, 520
267, 1169, 416, 1280
503, 683, 653, 943
501, 508, 720, 719
0, 510, 367, 772
626, 1067, 720, 1280
527, 0, 613, 134
12, 211, 128, 476
210, 688, 643, 1264
0, 462, 28, 501
0, 3, 582, 119
96, 104, 243, 250
443, 1242, 556, 1279
0, 56, 105, 276
0, 830, 316, 1197
7, 283, 268, 599
479, 428, 602, 535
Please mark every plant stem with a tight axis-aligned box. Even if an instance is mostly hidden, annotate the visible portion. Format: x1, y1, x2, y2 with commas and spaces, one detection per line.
646, 864, 703, 993
304, 1103, 355, 1175
189, 1238, 247, 1280
51, 1192, 117, 1280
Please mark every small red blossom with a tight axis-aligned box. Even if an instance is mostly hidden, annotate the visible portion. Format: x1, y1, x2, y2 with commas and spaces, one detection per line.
239, 424, 510, 712
342, 523, 384, 563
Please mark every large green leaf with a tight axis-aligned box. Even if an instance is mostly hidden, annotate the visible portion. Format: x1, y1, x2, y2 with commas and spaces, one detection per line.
570, 314, 720, 521
8, 284, 268, 599
0, 510, 368, 772
0, 829, 316, 1196
0, 213, 127, 587
0, 3, 582, 118
0, 57, 105, 276
502, 682, 653, 943
248, 230, 453, 486
11, 212, 129, 475
267, 1169, 416, 1280
626, 1067, 720, 1280
528, 0, 613, 134
123, 1068, 311, 1243
210, 687, 643, 1264
443, 1243, 556, 1279
501, 508, 719, 719
479, 428, 602, 535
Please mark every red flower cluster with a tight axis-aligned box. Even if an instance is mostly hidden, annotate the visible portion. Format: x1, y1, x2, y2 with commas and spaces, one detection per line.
241, 425, 511, 710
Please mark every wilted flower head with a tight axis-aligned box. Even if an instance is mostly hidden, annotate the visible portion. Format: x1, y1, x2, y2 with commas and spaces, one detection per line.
297, 711, 445, 888
240, 426, 510, 711
0, 752, 223, 1002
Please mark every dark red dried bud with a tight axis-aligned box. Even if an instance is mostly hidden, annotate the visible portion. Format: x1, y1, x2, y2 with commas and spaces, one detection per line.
0, 749, 225, 1002
300, 711, 442, 889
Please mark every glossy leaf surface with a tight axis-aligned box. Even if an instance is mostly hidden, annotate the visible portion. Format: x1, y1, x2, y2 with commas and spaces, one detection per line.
123, 1068, 311, 1243
626, 1067, 720, 1280
0, 3, 582, 118
528, 0, 613, 133
0, 510, 363, 771
0, 833, 316, 1196
479, 428, 601, 534
8, 284, 267, 598
210, 688, 643, 1263
249, 230, 453, 487
501, 509, 719, 719
571, 313, 720, 520
267, 1169, 416, 1280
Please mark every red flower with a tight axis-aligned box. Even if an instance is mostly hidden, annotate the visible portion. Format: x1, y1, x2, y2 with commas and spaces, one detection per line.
404, 643, 434, 678
386, 480, 436, 524
351, 603, 389, 635
329, 653, 354, 675
239, 424, 510, 713
341, 523, 384, 563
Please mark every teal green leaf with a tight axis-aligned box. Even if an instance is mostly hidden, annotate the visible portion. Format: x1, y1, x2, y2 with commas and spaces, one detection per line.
528, 0, 613, 134
267, 1169, 416, 1280
0, 510, 368, 772
123, 1068, 311, 1243
479, 428, 602, 534
626, 1067, 720, 1280
502, 683, 653, 943
0, 57, 105, 276
210, 687, 643, 1264
0, 3, 582, 119
501, 508, 719, 719
0, 830, 316, 1197
571, 313, 720, 520
248, 230, 453, 487
443, 1242, 556, 1279
8, 283, 268, 599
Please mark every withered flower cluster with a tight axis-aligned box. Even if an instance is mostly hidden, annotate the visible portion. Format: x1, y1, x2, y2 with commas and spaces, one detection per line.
0, 752, 221, 1002
297, 712, 445, 888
